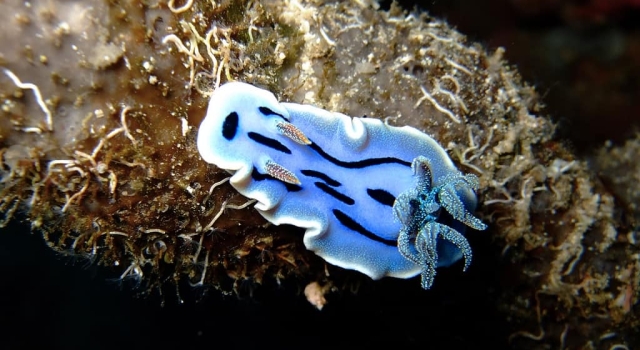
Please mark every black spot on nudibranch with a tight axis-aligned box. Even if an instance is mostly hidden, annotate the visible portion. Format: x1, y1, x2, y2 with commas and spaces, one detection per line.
251, 168, 302, 192
248, 132, 292, 154
314, 182, 354, 205
333, 209, 396, 246
301, 170, 341, 187
258, 106, 287, 120
308, 142, 411, 169
367, 188, 396, 207
222, 112, 239, 140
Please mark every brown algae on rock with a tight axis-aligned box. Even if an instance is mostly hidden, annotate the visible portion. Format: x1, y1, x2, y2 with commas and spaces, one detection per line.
0, 0, 312, 294
0, 0, 637, 348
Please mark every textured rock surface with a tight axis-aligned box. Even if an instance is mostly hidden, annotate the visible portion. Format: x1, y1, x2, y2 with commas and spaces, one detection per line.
593, 136, 640, 224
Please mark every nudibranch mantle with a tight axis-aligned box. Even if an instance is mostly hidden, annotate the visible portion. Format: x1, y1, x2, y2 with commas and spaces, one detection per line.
197, 82, 487, 288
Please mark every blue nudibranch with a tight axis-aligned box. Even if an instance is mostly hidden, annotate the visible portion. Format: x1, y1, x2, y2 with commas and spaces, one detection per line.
197, 82, 487, 289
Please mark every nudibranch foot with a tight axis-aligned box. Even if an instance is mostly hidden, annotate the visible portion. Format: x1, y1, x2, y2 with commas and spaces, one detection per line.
393, 156, 484, 289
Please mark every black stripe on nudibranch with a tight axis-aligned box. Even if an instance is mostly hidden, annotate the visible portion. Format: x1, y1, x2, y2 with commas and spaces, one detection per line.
308, 142, 411, 169
248, 132, 292, 154
333, 209, 396, 246
251, 168, 302, 192
222, 112, 239, 140
367, 188, 396, 207
301, 170, 341, 187
315, 182, 354, 205
258, 106, 287, 120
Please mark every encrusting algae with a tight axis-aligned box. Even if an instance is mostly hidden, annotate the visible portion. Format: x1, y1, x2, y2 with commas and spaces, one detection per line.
0, 0, 637, 348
